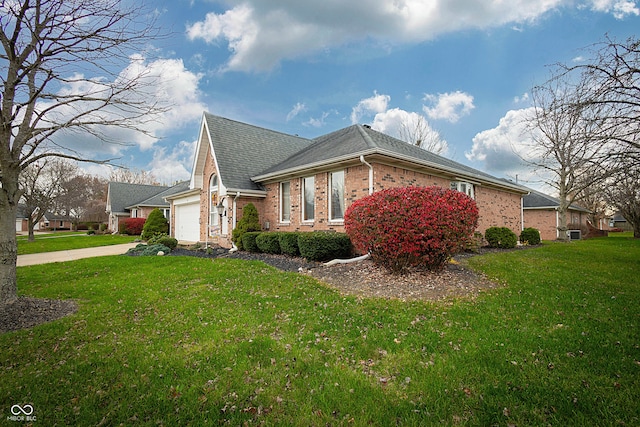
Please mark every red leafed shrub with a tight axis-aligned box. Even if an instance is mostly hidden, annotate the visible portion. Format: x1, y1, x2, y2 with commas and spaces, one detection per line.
122, 217, 146, 235
344, 186, 479, 273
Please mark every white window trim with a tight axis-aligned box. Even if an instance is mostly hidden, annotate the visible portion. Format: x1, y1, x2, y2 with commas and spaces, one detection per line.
280, 181, 291, 223
302, 176, 315, 223
451, 181, 475, 199
329, 170, 345, 222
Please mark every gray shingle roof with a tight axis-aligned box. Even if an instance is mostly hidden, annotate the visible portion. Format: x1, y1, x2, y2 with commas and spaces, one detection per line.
107, 182, 169, 214
204, 113, 312, 191
255, 124, 528, 193
523, 188, 590, 212
130, 181, 190, 208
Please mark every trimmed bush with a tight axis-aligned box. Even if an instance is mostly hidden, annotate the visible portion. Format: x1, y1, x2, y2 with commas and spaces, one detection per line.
279, 232, 301, 257
148, 233, 178, 250
345, 186, 479, 272
297, 232, 351, 262
122, 217, 146, 235
520, 227, 541, 245
126, 243, 171, 256
485, 226, 518, 249
142, 208, 169, 240
232, 203, 261, 250
256, 232, 281, 254
242, 232, 262, 253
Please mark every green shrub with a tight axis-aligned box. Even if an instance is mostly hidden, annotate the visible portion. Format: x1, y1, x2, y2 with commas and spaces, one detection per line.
142, 208, 169, 240
256, 232, 281, 254
520, 227, 541, 245
148, 233, 178, 250
232, 203, 261, 250
126, 243, 171, 256
485, 226, 518, 249
242, 232, 262, 253
297, 232, 351, 262
279, 232, 301, 256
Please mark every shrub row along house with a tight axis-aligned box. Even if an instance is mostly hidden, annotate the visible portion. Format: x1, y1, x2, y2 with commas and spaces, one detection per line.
165, 113, 538, 247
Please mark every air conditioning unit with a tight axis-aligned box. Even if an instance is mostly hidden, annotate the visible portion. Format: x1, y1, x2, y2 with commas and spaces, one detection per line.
568, 230, 582, 240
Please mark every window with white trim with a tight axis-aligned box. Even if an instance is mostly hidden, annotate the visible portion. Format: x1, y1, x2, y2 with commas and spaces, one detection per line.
302, 176, 315, 221
329, 170, 345, 221
280, 181, 291, 223
450, 181, 475, 198
209, 174, 219, 227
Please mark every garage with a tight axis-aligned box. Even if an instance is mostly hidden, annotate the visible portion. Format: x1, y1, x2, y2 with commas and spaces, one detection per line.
174, 202, 200, 243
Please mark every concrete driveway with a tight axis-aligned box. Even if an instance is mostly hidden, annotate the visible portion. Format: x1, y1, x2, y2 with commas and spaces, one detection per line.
17, 243, 139, 267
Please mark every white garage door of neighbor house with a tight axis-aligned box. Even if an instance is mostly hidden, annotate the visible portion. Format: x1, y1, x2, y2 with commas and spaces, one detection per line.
175, 203, 200, 243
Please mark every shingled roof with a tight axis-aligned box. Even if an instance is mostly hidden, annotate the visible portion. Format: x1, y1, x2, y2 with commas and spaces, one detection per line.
254, 124, 528, 193
107, 182, 169, 215
202, 113, 312, 192
523, 188, 590, 212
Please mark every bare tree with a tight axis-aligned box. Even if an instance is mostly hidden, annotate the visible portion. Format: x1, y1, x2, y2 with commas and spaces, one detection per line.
109, 167, 159, 185
398, 115, 447, 155
525, 74, 608, 240
567, 36, 640, 158
0, 0, 166, 304
56, 171, 109, 227
605, 158, 640, 238
19, 158, 78, 241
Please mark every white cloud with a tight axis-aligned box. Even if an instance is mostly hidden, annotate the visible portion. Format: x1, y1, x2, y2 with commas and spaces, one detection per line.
350, 93, 448, 154
350, 91, 390, 124
590, 0, 639, 18
287, 102, 307, 121
423, 91, 475, 123
371, 108, 449, 155
184, 0, 636, 72
466, 107, 547, 184
148, 140, 197, 184
38, 56, 205, 157
513, 92, 530, 104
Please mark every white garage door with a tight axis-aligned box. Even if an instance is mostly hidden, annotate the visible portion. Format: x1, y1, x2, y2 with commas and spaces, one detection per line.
175, 203, 200, 242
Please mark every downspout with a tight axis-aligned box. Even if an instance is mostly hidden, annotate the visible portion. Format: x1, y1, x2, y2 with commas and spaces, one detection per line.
359, 155, 373, 195
229, 192, 241, 253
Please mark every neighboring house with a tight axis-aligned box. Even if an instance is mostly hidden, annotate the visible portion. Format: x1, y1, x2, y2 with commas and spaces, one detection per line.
609, 212, 632, 231
168, 113, 530, 247
106, 181, 189, 232
523, 188, 591, 240
39, 213, 73, 230
15, 205, 37, 233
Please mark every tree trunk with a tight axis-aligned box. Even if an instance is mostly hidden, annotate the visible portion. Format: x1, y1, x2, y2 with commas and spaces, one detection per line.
0, 202, 18, 304
28, 217, 36, 242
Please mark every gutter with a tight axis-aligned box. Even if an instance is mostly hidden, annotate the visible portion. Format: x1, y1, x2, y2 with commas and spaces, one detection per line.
359, 155, 373, 195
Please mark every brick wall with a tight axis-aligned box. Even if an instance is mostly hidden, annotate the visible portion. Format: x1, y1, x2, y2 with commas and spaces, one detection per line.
253, 161, 524, 238
524, 209, 558, 240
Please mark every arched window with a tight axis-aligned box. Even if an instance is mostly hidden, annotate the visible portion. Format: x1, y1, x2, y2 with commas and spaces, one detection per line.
209, 174, 219, 228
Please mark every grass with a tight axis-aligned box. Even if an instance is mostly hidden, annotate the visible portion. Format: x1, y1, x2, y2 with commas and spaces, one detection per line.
1, 236, 638, 426
17, 233, 138, 255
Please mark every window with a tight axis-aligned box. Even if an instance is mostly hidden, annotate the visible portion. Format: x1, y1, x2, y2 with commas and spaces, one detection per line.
131, 208, 138, 218
450, 181, 475, 199
302, 176, 315, 221
280, 181, 291, 222
330, 170, 345, 221
209, 174, 219, 227
162, 208, 170, 220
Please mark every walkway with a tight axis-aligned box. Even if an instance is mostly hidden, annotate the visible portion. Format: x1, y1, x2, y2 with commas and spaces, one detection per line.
17, 243, 139, 267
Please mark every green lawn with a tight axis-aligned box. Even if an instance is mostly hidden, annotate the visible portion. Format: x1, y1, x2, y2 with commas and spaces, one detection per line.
1, 236, 638, 426
17, 233, 138, 255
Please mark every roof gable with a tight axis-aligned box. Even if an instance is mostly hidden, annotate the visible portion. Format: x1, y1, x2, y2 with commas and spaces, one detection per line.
191, 113, 312, 192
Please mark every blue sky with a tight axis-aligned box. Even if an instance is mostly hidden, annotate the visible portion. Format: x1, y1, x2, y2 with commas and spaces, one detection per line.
79, 0, 639, 188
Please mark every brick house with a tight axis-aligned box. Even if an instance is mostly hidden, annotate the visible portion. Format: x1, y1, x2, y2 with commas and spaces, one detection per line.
106, 181, 189, 232
523, 188, 591, 240
167, 113, 530, 247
